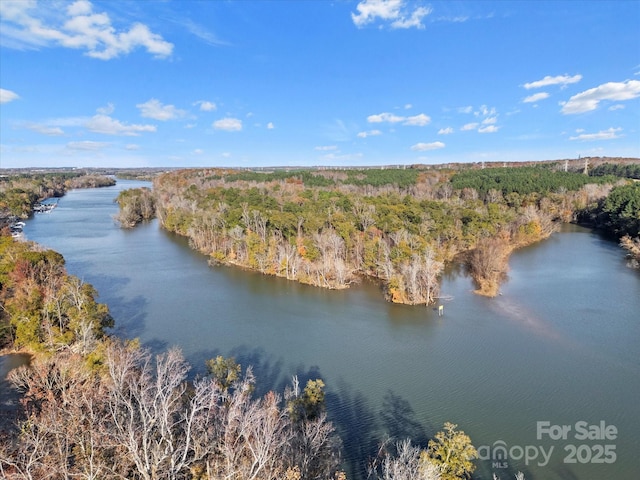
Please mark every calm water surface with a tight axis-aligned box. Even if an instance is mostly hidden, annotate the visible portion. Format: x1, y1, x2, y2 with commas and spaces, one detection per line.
22, 180, 640, 479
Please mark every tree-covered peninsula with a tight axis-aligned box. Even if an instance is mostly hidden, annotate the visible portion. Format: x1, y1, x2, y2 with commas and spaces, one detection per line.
126, 163, 627, 303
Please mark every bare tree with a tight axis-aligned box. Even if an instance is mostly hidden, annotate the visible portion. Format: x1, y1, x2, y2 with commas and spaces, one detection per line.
368, 439, 441, 480
285, 377, 341, 480
353, 201, 376, 231
400, 249, 443, 305
106, 344, 206, 480
3, 344, 344, 480
2, 354, 120, 480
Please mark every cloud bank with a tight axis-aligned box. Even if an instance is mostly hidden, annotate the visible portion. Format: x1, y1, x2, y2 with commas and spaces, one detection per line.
0, 0, 173, 59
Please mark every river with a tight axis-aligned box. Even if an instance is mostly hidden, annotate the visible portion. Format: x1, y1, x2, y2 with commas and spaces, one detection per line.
19, 179, 640, 479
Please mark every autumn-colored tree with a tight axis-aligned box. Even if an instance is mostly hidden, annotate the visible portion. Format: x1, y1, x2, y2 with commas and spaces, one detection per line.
426, 422, 478, 480
205, 355, 241, 393
465, 234, 511, 297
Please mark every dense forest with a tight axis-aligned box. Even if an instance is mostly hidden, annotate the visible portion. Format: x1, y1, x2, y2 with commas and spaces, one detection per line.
589, 162, 640, 180
124, 165, 628, 303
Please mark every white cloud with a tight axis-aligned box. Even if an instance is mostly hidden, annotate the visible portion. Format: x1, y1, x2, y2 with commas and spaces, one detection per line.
367, 112, 405, 123
411, 141, 445, 151
86, 114, 156, 136
404, 103, 412, 109
0, 0, 173, 60
96, 103, 115, 114
26, 123, 65, 136
523, 92, 550, 103
457, 106, 499, 132
561, 80, 640, 114
267, 122, 275, 129
437, 15, 470, 23
569, 127, 623, 141
352, 0, 431, 29
66, 140, 109, 150
404, 113, 431, 126
357, 129, 382, 138
213, 117, 242, 131
367, 112, 430, 126
438, 127, 454, 135
475, 105, 495, 117
315, 145, 338, 151
137, 99, 186, 121
0, 88, 20, 103
608, 104, 625, 111
352, 0, 402, 26
193, 149, 203, 155
524, 74, 582, 89
194, 100, 217, 112
391, 6, 432, 29
125, 144, 140, 150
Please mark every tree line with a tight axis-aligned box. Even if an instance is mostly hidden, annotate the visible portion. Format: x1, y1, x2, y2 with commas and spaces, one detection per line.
450, 165, 617, 195
589, 162, 640, 180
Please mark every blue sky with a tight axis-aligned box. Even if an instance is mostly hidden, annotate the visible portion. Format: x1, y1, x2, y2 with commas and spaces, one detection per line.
1, 0, 639, 168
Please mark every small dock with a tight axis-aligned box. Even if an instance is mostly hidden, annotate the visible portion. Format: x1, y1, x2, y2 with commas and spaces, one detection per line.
33, 201, 58, 213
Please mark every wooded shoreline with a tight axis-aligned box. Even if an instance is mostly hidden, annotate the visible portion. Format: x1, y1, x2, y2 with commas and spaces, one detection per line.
113, 161, 638, 304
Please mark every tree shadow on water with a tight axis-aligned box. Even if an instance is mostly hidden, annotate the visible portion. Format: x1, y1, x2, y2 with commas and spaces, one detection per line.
380, 390, 429, 447
327, 385, 443, 480
139, 338, 170, 357
107, 294, 149, 340
230, 346, 285, 397
326, 381, 380, 480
